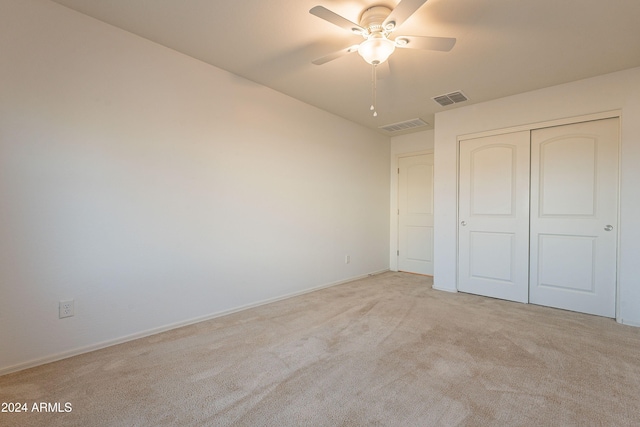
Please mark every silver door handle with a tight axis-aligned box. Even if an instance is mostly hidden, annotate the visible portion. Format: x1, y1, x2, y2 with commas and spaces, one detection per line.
460, 221, 467, 226
604, 225, 613, 231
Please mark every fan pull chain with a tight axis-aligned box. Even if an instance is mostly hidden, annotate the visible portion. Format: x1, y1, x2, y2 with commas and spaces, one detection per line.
370, 64, 378, 117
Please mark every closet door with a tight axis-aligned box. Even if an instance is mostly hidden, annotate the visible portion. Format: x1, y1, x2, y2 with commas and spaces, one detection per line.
458, 131, 530, 303
529, 118, 619, 317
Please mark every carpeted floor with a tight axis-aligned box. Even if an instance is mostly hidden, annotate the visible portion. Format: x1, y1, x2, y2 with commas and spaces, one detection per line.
1, 272, 640, 426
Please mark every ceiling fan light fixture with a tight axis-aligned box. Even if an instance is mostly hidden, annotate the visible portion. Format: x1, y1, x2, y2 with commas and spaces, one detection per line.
358, 34, 396, 65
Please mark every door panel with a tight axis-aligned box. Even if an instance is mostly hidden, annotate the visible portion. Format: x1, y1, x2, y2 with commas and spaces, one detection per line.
469, 231, 515, 282
406, 226, 433, 262
529, 118, 619, 317
537, 234, 596, 293
458, 131, 530, 303
398, 154, 434, 275
470, 145, 518, 216
538, 136, 597, 216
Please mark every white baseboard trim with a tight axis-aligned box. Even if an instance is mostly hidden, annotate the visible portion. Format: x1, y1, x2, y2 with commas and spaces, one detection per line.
1, 269, 390, 377
432, 285, 457, 293
618, 318, 640, 328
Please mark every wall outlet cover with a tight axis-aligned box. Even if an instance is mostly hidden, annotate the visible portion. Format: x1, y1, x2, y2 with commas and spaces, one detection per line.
59, 300, 74, 318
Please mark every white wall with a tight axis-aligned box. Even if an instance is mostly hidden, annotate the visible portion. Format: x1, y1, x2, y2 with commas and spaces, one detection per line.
389, 130, 434, 270
434, 67, 640, 326
0, 0, 390, 373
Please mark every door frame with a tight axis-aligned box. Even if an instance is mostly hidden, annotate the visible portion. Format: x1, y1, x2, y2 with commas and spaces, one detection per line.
391, 150, 433, 273
455, 110, 622, 319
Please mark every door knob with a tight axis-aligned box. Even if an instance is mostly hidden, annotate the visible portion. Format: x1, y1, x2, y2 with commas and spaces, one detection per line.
460, 221, 467, 226
604, 225, 613, 231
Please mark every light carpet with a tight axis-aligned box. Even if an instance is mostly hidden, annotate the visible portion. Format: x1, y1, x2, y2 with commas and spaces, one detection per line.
1, 272, 640, 426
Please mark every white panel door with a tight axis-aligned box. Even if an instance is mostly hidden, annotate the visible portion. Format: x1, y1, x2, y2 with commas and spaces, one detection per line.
398, 153, 434, 275
458, 131, 530, 303
529, 118, 619, 317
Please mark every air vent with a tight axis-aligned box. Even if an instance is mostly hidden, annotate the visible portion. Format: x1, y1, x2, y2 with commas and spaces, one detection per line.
379, 118, 428, 133
432, 90, 469, 107
433, 95, 454, 106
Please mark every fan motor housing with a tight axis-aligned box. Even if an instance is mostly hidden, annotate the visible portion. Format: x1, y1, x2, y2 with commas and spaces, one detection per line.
359, 6, 392, 34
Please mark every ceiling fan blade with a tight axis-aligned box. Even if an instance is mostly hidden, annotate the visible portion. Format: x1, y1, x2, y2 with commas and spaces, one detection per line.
395, 35, 456, 52
382, 0, 428, 32
310, 6, 366, 34
312, 45, 359, 65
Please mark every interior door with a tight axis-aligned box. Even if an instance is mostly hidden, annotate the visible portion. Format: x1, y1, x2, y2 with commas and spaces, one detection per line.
398, 153, 434, 275
529, 118, 619, 317
458, 131, 530, 303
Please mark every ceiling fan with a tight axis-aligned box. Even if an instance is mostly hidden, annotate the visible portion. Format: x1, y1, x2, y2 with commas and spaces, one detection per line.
310, 0, 456, 66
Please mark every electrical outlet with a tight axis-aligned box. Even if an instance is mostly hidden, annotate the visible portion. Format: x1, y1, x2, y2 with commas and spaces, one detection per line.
345, 255, 351, 264
59, 300, 74, 319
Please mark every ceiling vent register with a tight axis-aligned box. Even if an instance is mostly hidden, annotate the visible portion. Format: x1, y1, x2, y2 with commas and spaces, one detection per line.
379, 118, 428, 133
432, 91, 468, 107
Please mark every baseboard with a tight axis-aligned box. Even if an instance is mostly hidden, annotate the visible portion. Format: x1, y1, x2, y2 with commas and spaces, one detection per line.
432, 285, 457, 293
0, 270, 389, 377
618, 318, 640, 328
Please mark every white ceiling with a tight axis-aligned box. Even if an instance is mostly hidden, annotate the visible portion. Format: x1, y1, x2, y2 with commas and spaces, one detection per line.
50, 0, 640, 135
